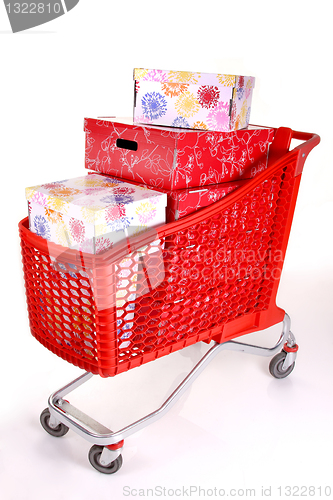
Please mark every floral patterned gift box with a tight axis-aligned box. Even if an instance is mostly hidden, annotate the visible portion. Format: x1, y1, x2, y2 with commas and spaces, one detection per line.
133, 68, 255, 132
25, 173, 167, 254
26, 174, 167, 347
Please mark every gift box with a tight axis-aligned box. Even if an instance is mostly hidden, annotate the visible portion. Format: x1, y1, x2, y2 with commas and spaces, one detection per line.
26, 174, 167, 346
84, 117, 274, 191
26, 173, 167, 254
166, 180, 247, 221
133, 68, 255, 132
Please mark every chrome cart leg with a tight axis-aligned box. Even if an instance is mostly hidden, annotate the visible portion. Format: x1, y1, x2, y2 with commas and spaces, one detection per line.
41, 313, 296, 473
268, 314, 299, 378
282, 331, 299, 370
48, 413, 61, 429
99, 445, 123, 466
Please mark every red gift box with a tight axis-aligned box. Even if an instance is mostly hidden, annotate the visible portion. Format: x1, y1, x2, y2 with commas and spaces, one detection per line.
84, 118, 274, 191
166, 180, 247, 221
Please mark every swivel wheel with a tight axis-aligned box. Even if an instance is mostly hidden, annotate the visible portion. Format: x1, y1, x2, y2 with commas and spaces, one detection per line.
88, 445, 123, 474
40, 408, 69, 437
269, 351, 295, 379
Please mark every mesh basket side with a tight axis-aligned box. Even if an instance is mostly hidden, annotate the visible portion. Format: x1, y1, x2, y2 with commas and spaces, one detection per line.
111, 157, 298, 372
19, 151, 299, 377
20, 228, 103, 374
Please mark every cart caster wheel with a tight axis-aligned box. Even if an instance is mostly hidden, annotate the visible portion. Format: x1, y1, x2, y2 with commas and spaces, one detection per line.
269, 351, 295, 379
40, 408, 69, 437
88, 445, 123, 474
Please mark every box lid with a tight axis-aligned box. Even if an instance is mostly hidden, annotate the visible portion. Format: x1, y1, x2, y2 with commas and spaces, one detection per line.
134, 68, 255, 89
26, 174, 167, 226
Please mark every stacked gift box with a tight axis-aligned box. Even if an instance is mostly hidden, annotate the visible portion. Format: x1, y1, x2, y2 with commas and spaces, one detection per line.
25, 68, 274, 348
27, 68, 276, 253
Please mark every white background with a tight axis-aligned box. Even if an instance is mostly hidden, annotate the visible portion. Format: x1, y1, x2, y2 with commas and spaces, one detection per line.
1, 1, 332, 499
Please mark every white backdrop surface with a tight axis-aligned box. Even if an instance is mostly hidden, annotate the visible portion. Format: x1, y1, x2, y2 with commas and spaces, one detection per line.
0, 2, 332, 499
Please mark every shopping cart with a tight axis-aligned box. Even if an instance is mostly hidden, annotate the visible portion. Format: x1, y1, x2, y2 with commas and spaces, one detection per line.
19, 126, 320, 474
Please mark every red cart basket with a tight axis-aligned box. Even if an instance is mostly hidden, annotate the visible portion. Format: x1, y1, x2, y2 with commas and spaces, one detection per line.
19, 126, 320, 474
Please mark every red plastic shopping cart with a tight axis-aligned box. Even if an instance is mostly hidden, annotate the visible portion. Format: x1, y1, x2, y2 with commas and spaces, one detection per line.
19, 126, 320, 473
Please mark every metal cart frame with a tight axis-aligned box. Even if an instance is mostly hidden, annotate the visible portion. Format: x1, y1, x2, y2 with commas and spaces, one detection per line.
45, 313, 297, 471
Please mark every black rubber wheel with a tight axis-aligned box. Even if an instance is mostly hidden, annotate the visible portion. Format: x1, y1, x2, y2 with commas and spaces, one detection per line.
88, 445, 123, 474
40, 408, 69, 437
269, 351, 295, 379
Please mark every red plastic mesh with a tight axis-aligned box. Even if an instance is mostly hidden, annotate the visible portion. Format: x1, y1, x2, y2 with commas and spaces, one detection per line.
20, 243, 100, 372
19, 157, 298, 377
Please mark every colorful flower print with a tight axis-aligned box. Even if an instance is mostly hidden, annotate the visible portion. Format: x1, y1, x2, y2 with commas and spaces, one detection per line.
26, 186, 41, 200
236, 87, 244, 100
141, 92, 168, 120
81, 187, 108, 195
245, 79, 253, 99
100, 193, 134, 205
113, 186, 136, 196
74, 177, 105, 188
102, 177, 123, 186
96, 237, 113, 254
197, 85, 220, 109
172, 117, 190, 128
145, 69, 168, 82
80, 207, 95, 224
69, 218, 85, 243
238, 76, 245, 88
134, 68, 149, 80
100, 194, 129, 205
45, 208, 63, 224
42, 182, 67, 190
132, 114, 151, 124
235, 115, 240, 130
79, 239, 94, 254
240, 100, 248, 126
217, 74, 235, 87
47, 185, 81, 199
31, 191, 48, 206
107, 217, 132, 232
33, 215, 51, 240
230, 100, 237, 130
168, 70, 201, 84
161, 82, 189, 98
175, 92, 200, 118
207, 101, 230, 131
192, 121, 208, 130
105, 203, 126, 222
135, 201, 157, 224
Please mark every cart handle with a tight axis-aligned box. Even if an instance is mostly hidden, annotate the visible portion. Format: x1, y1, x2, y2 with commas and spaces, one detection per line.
291, 130, 321, 176
267, 127, 320, 176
